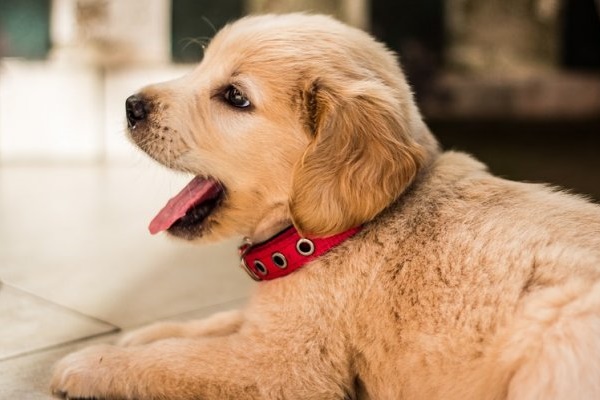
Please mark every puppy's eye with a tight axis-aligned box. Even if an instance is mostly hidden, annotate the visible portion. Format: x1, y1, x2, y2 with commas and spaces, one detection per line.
224, 86, 251, 108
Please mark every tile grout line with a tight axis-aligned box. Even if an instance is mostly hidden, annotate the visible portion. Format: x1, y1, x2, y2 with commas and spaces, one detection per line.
0, 298, 249, 362
0, 279, 120, 329
0, 327, 120, 363
0, 280, 247, 362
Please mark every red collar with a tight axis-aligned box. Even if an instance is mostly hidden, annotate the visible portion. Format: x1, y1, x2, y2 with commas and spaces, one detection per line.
239, 226, 362, 281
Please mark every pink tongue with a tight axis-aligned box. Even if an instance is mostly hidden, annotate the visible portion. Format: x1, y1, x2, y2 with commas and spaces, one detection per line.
149, 176, 221, 235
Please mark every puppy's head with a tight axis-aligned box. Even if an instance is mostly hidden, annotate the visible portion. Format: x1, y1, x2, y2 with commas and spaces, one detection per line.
126, 14, 436, 242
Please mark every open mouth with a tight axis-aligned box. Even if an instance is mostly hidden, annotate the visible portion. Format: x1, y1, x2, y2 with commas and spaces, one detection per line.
149, 176, 225, 236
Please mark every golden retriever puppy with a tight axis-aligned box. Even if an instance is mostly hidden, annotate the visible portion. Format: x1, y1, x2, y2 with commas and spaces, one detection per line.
51, 13, 600, 400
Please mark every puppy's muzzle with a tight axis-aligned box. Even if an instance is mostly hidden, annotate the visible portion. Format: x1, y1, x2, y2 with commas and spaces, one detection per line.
125, 94, 148, 128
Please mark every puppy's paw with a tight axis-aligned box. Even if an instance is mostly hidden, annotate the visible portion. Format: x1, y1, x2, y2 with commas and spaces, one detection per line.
118, 321, 182, 346
51, 344, 129, 399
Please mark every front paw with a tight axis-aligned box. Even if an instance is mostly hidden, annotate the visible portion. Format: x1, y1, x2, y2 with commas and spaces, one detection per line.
51, 344, 128, 399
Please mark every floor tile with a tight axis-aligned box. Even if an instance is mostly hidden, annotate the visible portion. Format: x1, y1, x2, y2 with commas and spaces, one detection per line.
0, 283, 116, 361
0, 299, 246, 399
0, 163, 254, 328
0, 162, 254, 397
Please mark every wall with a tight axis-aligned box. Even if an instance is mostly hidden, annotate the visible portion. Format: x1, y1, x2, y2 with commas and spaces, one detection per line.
0, 0, 180, 162
0, 0, 367, 163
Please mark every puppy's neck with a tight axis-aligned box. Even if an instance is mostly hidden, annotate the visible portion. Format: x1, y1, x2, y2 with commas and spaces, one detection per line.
250, 207, 292, 243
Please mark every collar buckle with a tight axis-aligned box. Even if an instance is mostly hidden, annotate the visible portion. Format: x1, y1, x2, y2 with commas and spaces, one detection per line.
239, 239, 261, 281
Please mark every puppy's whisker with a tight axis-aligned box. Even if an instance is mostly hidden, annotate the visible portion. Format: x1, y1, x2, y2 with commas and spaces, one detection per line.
136, 134, 157, 150
180, 37, 211, 58
201, 16, 218, 34
136, 133, 168, 162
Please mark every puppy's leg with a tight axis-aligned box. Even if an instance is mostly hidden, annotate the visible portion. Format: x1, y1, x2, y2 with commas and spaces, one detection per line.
51, 333, 350, 400
119, 310, 243, 346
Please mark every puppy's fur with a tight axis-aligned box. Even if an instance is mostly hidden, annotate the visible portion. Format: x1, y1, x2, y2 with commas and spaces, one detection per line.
52, 14, 600, 400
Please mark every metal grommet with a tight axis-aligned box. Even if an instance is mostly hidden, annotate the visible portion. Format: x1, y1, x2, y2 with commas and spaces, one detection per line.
271, 252, 288, 269
253, 260, 268, 276
296, 238, 315, 256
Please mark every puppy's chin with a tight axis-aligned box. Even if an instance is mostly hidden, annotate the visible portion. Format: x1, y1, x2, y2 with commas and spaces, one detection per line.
166, 219, 214, 242
165, 202, 223, 241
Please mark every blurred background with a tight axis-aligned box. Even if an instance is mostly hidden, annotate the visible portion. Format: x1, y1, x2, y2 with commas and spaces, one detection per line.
0, 0, 599, 198
0, 2, 599, 395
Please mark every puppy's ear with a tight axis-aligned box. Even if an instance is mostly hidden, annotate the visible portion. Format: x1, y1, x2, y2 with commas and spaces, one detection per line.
290, 79, 425, 237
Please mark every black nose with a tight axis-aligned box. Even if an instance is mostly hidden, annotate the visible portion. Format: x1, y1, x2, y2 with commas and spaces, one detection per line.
126, 94, 147, 128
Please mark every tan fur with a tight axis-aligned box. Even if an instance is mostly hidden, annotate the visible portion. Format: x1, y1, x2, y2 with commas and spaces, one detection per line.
51, 14, 600, 400
290, 78, 426, 236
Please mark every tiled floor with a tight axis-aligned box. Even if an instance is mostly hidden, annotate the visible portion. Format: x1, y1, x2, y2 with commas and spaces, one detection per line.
0, 160, 253, 398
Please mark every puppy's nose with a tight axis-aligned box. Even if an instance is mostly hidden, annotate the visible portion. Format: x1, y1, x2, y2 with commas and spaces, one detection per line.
125, 94, 147, 128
